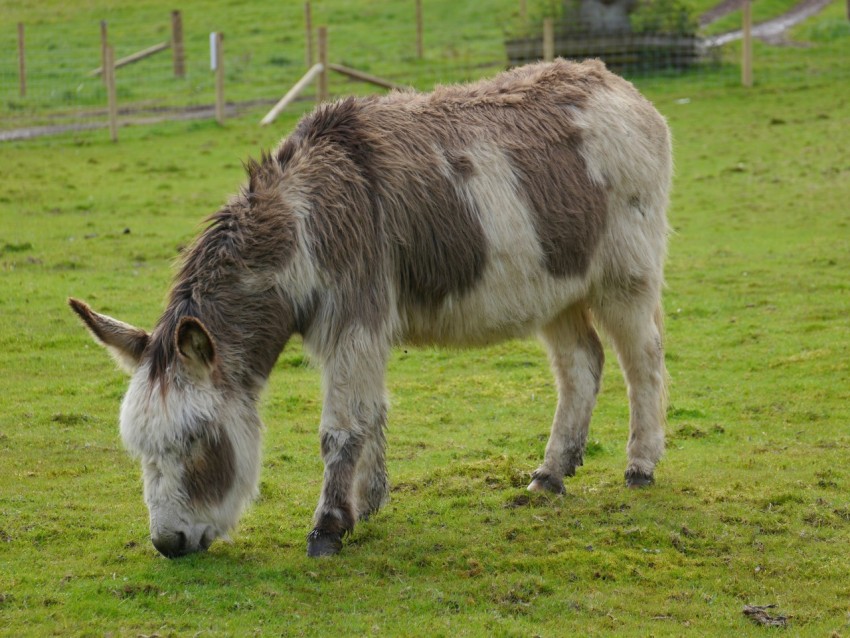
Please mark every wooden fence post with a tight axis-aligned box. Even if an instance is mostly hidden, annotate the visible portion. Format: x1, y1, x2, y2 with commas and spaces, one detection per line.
742, 0, 753, 87
17, 23, 26, 97
213, 32, 225, 124
543, 18, 555, 62
415, 0, 423, 59
171, 10, 185, 78
100, 21, 109, 86
105, 44, 118, 142
317, 26, 328, 102
305, 2, 314, 67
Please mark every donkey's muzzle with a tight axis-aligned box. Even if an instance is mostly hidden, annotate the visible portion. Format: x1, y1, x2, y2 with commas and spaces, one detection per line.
153, 528, 215, 558
152, 530, 194, 558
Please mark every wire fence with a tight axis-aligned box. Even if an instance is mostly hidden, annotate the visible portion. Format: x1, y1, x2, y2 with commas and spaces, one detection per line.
0, 1, 512, 139
1, 0, 846, 141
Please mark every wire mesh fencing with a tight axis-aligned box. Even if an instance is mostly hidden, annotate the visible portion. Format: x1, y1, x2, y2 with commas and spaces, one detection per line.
1, 1, 519, 140
1, 0, 847, 141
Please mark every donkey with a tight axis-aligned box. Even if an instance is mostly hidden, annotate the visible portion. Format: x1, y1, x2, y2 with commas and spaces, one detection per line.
70, 58, 671, 558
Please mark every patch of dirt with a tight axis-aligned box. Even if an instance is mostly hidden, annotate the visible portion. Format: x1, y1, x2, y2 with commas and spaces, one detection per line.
505, 493, 531, 508
743, 604, 789, 627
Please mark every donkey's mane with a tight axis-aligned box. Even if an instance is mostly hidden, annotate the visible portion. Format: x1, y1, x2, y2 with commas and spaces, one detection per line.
146, 204, 244, 385
145, 147, 302, 388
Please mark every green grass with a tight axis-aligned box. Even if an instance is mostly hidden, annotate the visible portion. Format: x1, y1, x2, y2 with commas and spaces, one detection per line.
2, 1, 850, 636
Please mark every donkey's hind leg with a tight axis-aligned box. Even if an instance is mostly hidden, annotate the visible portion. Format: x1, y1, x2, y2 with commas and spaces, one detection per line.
529, 305, 604, 494
595, 295, 667, 487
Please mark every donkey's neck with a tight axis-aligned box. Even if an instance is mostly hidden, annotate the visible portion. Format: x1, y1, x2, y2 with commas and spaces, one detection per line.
148, 198, 301, 392
148, 279, 296, 393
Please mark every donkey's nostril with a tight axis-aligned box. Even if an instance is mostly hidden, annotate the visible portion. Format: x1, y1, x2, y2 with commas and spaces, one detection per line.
152, 531, 191, 559
199, 526, 215, 551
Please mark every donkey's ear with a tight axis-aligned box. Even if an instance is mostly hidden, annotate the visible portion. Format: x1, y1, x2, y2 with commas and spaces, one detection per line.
68, 298, 149, 374
175, 317, 217, 377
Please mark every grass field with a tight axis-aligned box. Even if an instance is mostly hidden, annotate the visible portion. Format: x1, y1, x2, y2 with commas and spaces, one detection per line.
1, 1, 849, 636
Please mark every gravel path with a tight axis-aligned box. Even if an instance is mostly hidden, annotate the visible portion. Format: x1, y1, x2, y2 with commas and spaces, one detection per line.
702, 0, 833, 46
0, 99, 278, 142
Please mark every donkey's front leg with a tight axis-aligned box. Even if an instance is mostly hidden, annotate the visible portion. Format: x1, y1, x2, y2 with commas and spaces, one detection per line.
307, 331, 389, 557
307, 427, 365, 557
353, 405, 389, 522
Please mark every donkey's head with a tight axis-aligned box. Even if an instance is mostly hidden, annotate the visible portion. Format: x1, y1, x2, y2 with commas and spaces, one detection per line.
69, 298, 262, 558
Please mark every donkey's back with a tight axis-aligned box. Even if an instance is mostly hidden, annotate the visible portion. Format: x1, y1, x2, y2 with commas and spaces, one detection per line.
281, 58, 670, 349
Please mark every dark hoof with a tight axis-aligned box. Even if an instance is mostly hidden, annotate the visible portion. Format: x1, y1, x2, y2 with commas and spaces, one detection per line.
357, 502, 384, 522
625, 469, 655, 488
527, 470, 565, 495
307, 529, 343, 557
